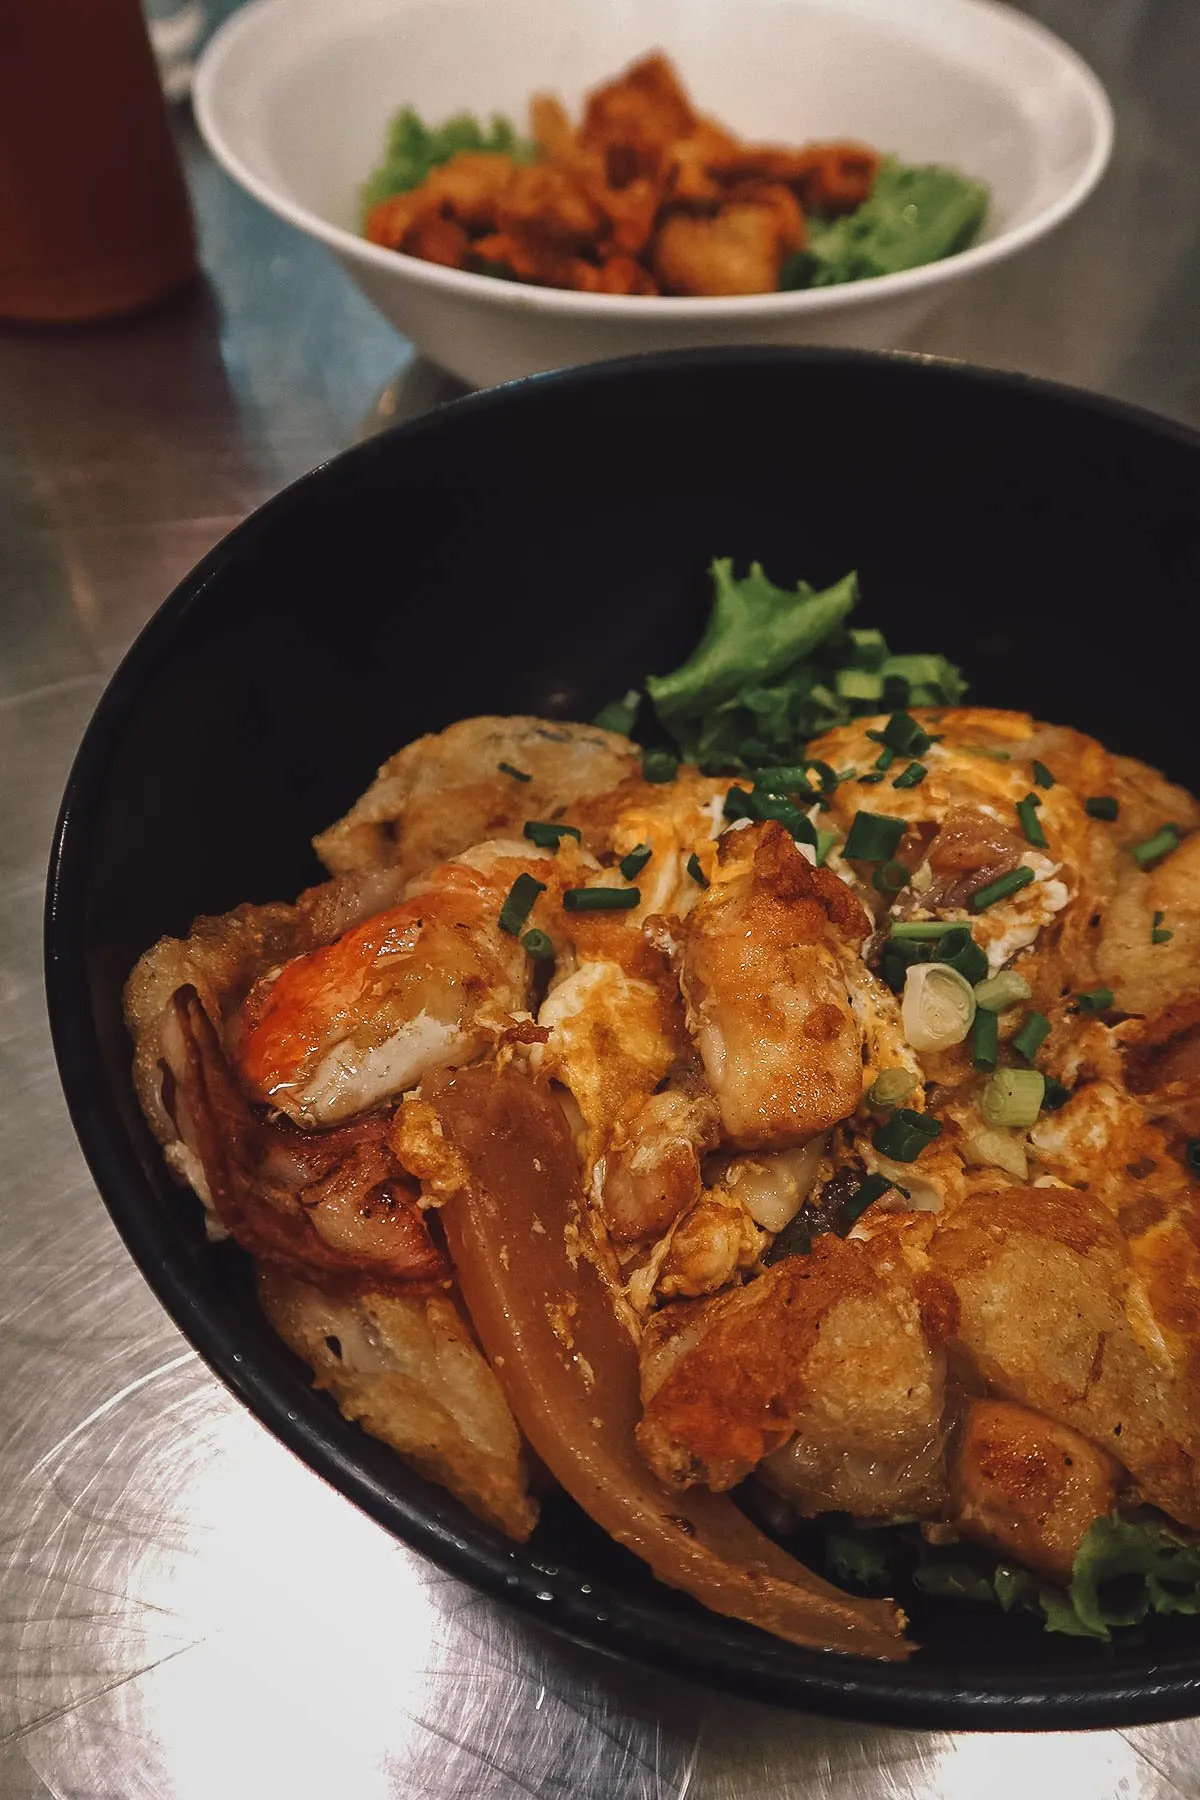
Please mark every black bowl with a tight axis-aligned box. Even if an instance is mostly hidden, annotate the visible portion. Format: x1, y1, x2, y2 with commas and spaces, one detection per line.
46, 348, 1200, 1729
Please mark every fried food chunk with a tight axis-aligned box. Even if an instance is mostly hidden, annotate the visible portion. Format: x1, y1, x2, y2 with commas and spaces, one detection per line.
259, 1266, 536, 1539
638, 1234, 949, 1515
679, 822, 870, 1149
930, 1186, 1200, 1528
1099, 829, 1200, 1020
314, 715, 636, 879
654, 198, 801, 296
950, 1399, 1122, 1584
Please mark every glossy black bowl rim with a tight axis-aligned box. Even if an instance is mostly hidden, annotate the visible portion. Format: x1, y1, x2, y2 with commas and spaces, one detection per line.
44, 345, 1200, 1729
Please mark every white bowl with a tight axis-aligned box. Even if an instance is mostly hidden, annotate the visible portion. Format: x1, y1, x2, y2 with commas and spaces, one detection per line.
195, 0, 1113, 389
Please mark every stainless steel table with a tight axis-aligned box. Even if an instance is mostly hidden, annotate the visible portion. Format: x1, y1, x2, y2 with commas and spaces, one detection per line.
3, 3, 1200, 1794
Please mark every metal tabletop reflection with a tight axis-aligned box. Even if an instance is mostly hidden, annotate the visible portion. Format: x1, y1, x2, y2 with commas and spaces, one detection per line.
3, 2, 1200, 1794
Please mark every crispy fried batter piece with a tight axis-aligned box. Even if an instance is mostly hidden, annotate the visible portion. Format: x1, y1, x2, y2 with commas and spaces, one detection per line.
930, 1185, 1200, 1529
259, 1266, 537, 1539
679, 822, 870, 1149
654, 194, 802, 296
314, 715, 636, 879
638, 1233, 950, 1515
950, 1398, 1122, 1584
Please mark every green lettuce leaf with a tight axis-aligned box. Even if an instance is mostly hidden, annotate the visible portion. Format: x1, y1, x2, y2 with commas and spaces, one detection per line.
783, 159, 988, 291
628, 557, 966, 766
818, 1513, 1200, 1641
362, 107, 534, 217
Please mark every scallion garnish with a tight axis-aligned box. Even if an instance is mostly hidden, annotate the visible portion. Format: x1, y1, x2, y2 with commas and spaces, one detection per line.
857, 772, 886, 785
1075, 986, 1114, 1014
1042, 1077, 1071, 1112
1011, 1009, 1051, 1062
971, 866, 1036, 911
619, 843, 653, 881
869, 711, 932, 757
753, 766, 814, 796
872, 859, 910, 894
807, 760, 840, 794
686, 852, 708, 887
523, 820, 582, 850
1032, 760, 1056, 788
874, 745, 897, 772
1152, 909, 1174, 945
871, 1107, 943, 1163
892, 761, 927, 789
838, 1174, 893, 1230
814, 828, 840, 868
593, 689, 640, 735
563, 886, 641, 912
724, 786, 755, 822
1016, 796, 1047, 849
498, 872, 545, 935
1085, 796, 1120, 822
981, 1068, 1045, 1128
972, 1005, 999, 1071
642, 749, 678, 784
498, 761, 532, 783
889, 921, 963, 939
974, 970, 1032, 1012
844, 810, 906, 862
934, 926, 989, 983
867, 1069, 919, 1111
521, 928, 554, 959
1132, 824, 1183, 868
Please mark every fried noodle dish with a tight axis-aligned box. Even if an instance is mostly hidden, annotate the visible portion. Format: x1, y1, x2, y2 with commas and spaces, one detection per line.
126, 560, 1200, 1657
361, 52, 987, 298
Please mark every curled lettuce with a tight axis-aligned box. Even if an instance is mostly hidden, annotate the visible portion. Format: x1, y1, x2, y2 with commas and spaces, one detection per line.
362, 108, 533, 217
783, 159, 989, 291
629, 558, 966, 766
818, 1513, 1200, 1641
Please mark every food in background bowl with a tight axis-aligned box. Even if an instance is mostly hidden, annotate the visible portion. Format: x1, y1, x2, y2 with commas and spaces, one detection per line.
362, 53, 987, 298
124, 553, 1200, 1660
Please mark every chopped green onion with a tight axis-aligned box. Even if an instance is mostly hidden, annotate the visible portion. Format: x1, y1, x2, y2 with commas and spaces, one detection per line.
902, 963, 976, 1050
593, 689, 640, 735
755, 794, 818, 845
1187, 1140, 1200, 1177
870, 711, 932, 756
1042, 1078, 1071, 1112
807, 760, 840, 795
1011, 1009, 1051, 1062
872, 859, 910, 894
889, 921, 964, 940
974, 970, 1032, 1012
838, 1174, 893, 1230
753, 766, 814, 796
563, 886, 640, 912
868, 1069, 919, 1111
1132, 824, 1183, 868
872, 1108, 943, 1163
874, 745, 897, 772
847, 627, 887, 669
498, 872, 545, 935
619, 843, 652, 881
724, 786, 755, 822
981, 1068, 1045, 1128
1024, 789, 1043, 809
521, 928, 554, 959
857, 772, 886, 785
814, 829, 840, 868
642, 749, 678, 784
972, 1006, 999, 1072
523, 820, 581, 850
892, 762, 928, 789
498, 761, 532, 783
686, 852, 708, 887
844, 810, 906, 862
971, 866, 1036, 911
1032, 760, 1056, 788
1075, 986, 1114, 1014
1085, 796, 1120, 822
1016, 796, 1047, 849
1152, 909, 1173, 945
836, 667, 884, 702
935, 926, 989, 983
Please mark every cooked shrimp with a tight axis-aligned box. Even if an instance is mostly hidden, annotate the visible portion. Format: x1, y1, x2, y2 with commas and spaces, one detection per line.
679, 821, 870, 1150
237, 841, 571, 1127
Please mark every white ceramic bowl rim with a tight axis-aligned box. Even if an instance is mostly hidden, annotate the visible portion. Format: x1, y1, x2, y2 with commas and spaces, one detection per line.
194, 0, 1114, 321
